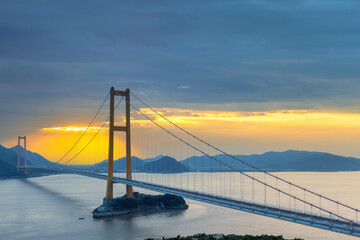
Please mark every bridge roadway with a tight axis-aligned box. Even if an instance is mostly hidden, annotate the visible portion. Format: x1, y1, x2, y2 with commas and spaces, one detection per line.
31, 167, 360, 238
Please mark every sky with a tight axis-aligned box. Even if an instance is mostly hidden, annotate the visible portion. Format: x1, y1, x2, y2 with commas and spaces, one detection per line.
1, 0, 360, 163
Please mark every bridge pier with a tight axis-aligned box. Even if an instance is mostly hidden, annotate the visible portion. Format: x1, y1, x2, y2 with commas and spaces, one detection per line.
105, 87, 134, 200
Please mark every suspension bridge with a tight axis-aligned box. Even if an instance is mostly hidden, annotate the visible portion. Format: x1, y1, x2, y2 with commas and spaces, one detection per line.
17, 87, 360, 238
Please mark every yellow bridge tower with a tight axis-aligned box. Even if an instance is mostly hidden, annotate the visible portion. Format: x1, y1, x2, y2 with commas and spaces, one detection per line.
105, 87, 134, 199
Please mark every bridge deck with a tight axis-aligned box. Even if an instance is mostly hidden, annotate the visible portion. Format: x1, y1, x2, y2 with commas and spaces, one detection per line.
28, 167, 360, 238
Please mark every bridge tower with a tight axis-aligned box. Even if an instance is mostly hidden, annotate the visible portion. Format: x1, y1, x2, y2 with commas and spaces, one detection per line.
105, 87, 134, 199
17, 136, 27, 174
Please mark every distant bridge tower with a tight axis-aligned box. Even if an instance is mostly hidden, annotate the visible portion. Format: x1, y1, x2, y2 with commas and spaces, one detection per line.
105, 87, 134, 199
17, 136, 27, 174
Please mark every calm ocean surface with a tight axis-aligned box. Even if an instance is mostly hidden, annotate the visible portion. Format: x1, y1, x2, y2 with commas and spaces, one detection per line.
1, 172, 360, 240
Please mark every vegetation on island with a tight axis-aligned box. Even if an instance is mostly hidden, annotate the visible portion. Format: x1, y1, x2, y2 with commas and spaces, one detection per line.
93, 192, 188, 217
146, 233, 303, 240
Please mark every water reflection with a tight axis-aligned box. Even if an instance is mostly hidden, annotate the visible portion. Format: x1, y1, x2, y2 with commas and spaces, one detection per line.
21, 178, 82, 206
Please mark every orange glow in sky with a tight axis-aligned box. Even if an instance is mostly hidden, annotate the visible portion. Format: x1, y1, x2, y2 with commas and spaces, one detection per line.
5, 108, 360, 164
42, 126, 102, 132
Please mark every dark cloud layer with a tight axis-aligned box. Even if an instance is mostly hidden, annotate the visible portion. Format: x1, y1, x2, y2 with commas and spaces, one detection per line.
1, 0, 360, 140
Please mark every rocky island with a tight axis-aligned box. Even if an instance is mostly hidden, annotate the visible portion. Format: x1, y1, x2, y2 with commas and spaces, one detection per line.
92, 192, 188, 218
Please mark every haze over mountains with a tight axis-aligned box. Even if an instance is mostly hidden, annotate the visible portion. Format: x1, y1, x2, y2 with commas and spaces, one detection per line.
0, 144, 28, 178
0, 145, 54, 178
180, 150, 360, 172
1, 144, 360, 179
9, 146, 53, 167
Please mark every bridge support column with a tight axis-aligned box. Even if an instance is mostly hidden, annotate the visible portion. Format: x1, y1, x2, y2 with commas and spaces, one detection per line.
125, 89, 134, 198
105, 87, 134, 200
105, 87, 115, 199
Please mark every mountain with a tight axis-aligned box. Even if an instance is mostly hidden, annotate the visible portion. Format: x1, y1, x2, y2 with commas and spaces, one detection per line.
142, 155, 164, 163
141, 156, 188, 173
234, 150, 360, 171
181, 150, 360, 172
93, 156, 145, 171
2, 144, 360, 176
0, 159, 20, 178
287, 153, 360, 171
0, 144, 57, 178
0, 144, 22, 178
180, 154, 250, 172
0, 144, 19, 167
242, 150, 319, 169
9, 146, 53, 167
181, 155, 217, 171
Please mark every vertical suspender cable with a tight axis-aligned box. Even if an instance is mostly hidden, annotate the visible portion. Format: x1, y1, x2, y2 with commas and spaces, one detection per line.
130, 91, 360, 222
264, 172, 266, 206
276, 177, 279, 208
252, 170, 255, 203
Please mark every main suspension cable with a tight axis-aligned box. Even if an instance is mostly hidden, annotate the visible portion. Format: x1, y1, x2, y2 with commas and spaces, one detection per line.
130, 91, 360, 216
60, 96, 124, 166
129, 102, 353, 223
55, 92, 110, 164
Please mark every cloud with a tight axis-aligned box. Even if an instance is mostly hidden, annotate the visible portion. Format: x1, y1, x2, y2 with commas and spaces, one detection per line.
1, 0, 360, 144
16, 108, 360, 161
134, 107, 360, 126
42, 126, 101, 133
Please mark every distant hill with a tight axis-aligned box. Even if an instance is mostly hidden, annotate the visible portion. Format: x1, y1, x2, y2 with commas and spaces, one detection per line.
2, 143, 360, 177
0, 144, 19, 167
0, 144, 22, 178
242, 150, 319, 170
93, 156, 145, 172
0, 159, 20, 178
142, 155, 164, 163
9, 146, 53, 167
181, 150, 360, 172
288, 153, 360, 171
141, 156, 188, 173
0, 144, 56, 178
